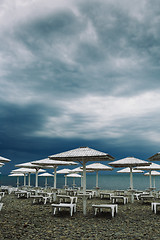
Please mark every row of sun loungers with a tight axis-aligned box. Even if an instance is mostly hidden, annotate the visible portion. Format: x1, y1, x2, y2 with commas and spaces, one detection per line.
2, 186, 160, 217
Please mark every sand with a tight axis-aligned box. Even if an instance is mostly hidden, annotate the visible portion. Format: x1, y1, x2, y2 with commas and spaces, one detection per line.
0, 192, 160, 239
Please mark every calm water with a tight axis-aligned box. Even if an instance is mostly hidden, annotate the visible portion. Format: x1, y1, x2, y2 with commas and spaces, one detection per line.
1, 174, 160, 190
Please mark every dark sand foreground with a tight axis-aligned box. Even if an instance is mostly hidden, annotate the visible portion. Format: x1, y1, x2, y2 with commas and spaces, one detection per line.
0, 193, 160, 239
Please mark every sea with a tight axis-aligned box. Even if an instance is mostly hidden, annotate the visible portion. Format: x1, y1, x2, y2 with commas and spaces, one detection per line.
1, 173, 159, 191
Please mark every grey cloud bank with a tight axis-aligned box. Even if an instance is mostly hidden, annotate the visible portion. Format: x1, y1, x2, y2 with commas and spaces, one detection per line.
1, 0, 160, 173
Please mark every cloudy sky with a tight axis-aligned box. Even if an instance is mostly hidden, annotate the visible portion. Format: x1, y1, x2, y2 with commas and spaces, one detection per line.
1, 0, 160, 173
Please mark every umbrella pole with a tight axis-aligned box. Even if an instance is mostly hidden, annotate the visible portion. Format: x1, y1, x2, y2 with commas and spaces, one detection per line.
81, 173, 83, 189
130, 167, 134, 203
130, 167, 133, 190
54, 166, 57, 189
64, 175, 67, 187
45, 176, 47, 188
53, 166, 57, 201
73, 177, 75, 187
153, 176, 155, 189
82, 159, 87, 215
28, 173, 31, 187
96, 170, 98, 188
149, 170, 152, 189
95, 170, 99, 197
35, 169, 38, 188
17, 176, 19, 188
24, 173, 26, 187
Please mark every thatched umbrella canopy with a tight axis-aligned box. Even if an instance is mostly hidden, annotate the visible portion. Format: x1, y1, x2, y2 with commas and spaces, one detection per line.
117, 167, 144, 190
32, 158, 77, 189
144, 171, 160, 189
12, 167, 45, 187
109, 157, 150, 189
66, 173, 81, 187
0, 163, 4, 167
56, 168, 71, 187
15, 162, 46, 187
49, 146, 114, 215
38, 172, 54, 188
71, 167, 93, 189
136, 163, 160, 189
0, 156, 11, 163
85, 163, 112, 189
9, 173, 24, 187
148, 152, 160, 161
109, 157, 151, 203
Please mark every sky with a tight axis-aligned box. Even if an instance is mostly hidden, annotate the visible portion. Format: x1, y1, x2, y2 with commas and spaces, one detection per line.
1, 0, 160, 174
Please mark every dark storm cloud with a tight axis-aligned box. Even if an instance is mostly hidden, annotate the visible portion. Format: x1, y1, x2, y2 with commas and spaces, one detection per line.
1, 0, 160, 173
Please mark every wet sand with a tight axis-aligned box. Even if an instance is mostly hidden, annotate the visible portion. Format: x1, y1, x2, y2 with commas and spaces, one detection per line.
0, 193, 160, 239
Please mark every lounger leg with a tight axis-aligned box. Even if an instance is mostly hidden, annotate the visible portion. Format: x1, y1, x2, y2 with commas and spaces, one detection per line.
154, 205, 157, 214
74, 205, 76, 213
95, 208, 98, 215
116, 205, 118, 213
53, 207, 57, 215
111, 207, 114, 218
70, 207, 73, 216
151, 203, 154, 211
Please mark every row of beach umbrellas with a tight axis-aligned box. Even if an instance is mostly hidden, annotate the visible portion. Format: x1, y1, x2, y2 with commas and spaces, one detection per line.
3, 146, 160, 215
10, 163, 160, 190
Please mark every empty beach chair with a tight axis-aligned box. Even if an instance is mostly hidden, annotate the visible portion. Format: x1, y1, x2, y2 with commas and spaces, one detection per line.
92, 204, 118, 218
151, 202, 160, 214
51, 203, 76, 216
111, 195, 128, 204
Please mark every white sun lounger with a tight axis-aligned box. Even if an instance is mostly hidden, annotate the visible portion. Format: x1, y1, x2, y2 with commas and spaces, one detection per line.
140, 195, 155, 203
92, 204, 118, 218
111, 196, 128, 204
57, 195, 77, 204
151, 202, 160, 214
100, 192, 114, 200
30, 195, 52, 204
51, 203, 76, 216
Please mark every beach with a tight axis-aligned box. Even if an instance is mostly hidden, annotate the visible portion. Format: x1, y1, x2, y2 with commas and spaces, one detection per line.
0, 192, 160, 239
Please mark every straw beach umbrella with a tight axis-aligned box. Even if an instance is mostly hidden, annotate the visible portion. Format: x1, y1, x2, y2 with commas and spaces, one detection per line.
117, 167, 144, 190
15, 162, 46, 187
66, 173, 81, 187
109, 157, 151, 203
85, 163, 113, 190
12, 168, 46, 187
32, 158, 77, 189
38, 172, 54, 188
49, 146, 114, 215
135, 163, 160, 189
56, 168, 71, 188
71, 167, 94, 189
0, 156, 11, 185
144, 171, 160, 189
148, 152, 160, 161
0, 156, 11, 163
9, 173, 24, 187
